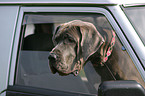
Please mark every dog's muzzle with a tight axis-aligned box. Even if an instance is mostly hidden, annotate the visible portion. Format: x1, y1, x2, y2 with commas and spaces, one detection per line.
48, 53, 58, 74
48, 52, 84, 76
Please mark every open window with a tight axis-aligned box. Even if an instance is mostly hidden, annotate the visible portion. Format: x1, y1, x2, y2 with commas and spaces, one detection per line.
14, 13, 144, 95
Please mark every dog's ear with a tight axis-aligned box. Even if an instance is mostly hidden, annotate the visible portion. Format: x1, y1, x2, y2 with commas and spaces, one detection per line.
74, 26, 82, 58
79, 23, 104, 62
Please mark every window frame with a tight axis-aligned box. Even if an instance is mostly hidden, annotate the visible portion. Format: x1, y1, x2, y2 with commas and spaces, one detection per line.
9, 6, 144, 95
7, 85, 95, 96
110, 6, 145, 69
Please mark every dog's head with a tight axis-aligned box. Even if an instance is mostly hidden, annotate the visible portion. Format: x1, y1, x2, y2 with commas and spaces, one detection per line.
48, 20, 104, 76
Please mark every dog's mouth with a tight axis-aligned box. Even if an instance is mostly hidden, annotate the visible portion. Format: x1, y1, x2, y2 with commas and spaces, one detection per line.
49, 60, 69, 76
48, 55, 83, 76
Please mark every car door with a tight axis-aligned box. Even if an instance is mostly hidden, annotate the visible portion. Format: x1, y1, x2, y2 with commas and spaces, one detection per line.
6, 6, 145, 96
0, 6, 19, 96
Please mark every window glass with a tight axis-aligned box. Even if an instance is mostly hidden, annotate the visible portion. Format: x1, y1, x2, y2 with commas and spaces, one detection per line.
124, 6, 145, 46
15, 13, 144, 95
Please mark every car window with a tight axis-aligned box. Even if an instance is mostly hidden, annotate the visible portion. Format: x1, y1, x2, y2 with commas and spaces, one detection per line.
123, 6, 145, 46
15, 13, 145, 95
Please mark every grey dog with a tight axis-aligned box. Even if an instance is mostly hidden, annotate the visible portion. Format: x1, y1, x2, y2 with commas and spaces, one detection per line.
48, 20, 145, 88
48, 20, 106, 76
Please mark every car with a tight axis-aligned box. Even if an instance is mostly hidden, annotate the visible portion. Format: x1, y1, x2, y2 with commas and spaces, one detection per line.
0, 0, 145, 96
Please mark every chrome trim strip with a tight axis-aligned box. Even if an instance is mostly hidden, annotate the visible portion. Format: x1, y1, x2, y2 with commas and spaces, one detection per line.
0, 2, 116, 5
123, 4, 145, 7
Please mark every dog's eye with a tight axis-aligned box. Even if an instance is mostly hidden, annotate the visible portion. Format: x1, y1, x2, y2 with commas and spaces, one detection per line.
54, 37, 61, 44
68, 37, 75, 43
64, 34, 75, 44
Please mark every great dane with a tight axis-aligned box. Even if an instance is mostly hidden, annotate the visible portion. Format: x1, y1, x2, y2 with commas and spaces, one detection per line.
48, 20, 145, 88
48, 20, 115, 76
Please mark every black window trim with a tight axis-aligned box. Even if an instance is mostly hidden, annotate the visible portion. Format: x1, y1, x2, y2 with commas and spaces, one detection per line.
7, 85, 96, 96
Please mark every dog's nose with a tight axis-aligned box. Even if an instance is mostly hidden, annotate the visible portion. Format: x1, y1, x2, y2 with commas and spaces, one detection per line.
48, 53, 57, 60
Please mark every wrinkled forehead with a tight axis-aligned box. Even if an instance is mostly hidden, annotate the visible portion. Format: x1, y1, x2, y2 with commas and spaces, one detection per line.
54, 24, 81, 42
